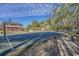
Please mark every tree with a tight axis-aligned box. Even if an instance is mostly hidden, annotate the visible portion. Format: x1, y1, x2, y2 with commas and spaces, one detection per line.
31, 20, 40, 29
51, 3, 79, 31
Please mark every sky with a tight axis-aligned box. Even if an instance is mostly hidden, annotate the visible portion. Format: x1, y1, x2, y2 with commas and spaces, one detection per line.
0, 3, 59, 26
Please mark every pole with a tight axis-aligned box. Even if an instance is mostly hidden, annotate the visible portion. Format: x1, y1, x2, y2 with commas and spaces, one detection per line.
3, 21, 14, 51
3, 21, 6, 37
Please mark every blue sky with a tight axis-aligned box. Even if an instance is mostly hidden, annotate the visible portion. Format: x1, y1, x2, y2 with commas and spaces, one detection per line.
0, 3, 59, 26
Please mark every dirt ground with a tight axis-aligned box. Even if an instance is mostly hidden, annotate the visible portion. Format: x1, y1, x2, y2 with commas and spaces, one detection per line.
20, 36, 79, 56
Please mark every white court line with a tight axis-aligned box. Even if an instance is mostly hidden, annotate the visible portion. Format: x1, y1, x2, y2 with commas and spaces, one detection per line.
16, 35, 42, 49
57, 32, 71, 37
6, 35, 42, 56
5, 35, 14, 51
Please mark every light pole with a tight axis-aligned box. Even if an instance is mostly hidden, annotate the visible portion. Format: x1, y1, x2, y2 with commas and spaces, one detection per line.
3, 21, 6, 37
3, 20, 14, 51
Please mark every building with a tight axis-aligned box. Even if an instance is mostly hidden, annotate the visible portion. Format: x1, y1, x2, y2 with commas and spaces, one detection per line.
0, 20, 23, 33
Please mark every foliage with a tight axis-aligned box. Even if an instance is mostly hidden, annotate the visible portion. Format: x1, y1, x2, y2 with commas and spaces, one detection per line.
25, 3, 79, 32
